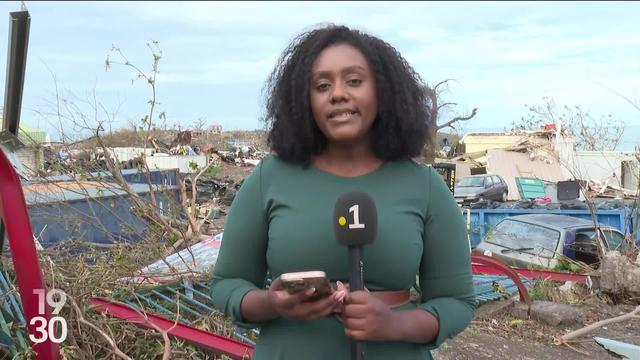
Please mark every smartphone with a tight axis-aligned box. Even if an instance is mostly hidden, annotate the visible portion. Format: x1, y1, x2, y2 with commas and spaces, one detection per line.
280, 271, 332, 300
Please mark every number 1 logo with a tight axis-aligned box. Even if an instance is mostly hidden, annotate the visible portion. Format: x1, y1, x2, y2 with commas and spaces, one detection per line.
348, 204, 365, 229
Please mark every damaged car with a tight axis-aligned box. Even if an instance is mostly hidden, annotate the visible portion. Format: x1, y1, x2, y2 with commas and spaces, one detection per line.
474, 214, 627, 270
454, 174, 509, 205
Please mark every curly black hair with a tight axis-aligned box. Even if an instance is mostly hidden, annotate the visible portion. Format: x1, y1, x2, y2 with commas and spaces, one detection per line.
263, 24, 431, 165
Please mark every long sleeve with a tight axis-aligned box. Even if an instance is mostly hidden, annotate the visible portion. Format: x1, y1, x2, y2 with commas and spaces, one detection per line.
210, 161, 269, 328
417, 167, 477, 348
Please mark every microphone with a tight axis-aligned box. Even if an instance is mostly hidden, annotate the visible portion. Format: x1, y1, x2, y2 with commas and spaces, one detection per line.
334, 192, 377, 360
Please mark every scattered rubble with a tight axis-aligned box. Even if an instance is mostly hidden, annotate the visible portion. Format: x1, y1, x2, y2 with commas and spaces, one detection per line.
42, 129, 271, 176
600, 251, 640, 298
511, 300, 582, 327
464, 198, 630, 211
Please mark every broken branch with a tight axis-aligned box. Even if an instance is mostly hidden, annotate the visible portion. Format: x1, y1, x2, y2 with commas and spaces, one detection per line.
556, 305, 640, 345
69, 294, 133, 360
437, 107, 479, 130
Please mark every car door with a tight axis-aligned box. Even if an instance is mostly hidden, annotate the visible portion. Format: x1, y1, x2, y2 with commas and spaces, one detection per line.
493, 176, 506, 195
569, 229, 602, 266
491, 176, 504, 199
483, 176, 494, 200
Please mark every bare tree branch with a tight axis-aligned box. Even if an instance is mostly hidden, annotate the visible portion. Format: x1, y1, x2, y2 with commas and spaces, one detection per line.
595, 81, 640, 112
437, 102, 456, 111
68, 295, 133, 360
557, 305, 640, 345
437, 108, 479, 130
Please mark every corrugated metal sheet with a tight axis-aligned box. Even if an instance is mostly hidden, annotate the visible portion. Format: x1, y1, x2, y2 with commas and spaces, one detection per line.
0, 267, 30, 357
126, 279, 257, 346
23, 181, 177, 205
486, 149, 566, 200
473, 274, 530, 303
126, 232, 223, 284
30, 168, 179, 187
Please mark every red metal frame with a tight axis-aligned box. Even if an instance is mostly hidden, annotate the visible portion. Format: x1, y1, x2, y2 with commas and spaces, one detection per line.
90, 297, 254, 359
471, 254, 531, 311
472, 263, 590, 283
0, 148, 59, 359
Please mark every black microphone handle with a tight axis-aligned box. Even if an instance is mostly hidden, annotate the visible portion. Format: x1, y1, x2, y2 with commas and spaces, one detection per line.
348, 246, 366, 360
348, 246, 364, 291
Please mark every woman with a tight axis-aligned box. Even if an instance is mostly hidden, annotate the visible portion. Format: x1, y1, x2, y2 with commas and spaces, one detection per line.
211, 24, 476, 359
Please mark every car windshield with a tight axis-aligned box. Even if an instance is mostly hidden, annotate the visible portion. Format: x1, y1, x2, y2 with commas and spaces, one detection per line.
485, 219, 561, 257
458, 177, 485, 187
600, 228, 625, 252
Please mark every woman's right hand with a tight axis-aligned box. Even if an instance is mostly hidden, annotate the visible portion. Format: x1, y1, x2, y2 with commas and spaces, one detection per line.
267, 277, 338, 321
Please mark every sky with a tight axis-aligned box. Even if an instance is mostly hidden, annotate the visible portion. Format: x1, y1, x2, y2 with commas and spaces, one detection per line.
0, 1, 639, 147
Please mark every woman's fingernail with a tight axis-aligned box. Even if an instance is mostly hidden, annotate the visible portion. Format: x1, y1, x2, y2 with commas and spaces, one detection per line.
306, 288, 316, 296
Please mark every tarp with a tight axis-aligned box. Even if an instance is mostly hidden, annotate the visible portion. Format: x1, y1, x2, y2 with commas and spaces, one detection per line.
124, 232, 223, 284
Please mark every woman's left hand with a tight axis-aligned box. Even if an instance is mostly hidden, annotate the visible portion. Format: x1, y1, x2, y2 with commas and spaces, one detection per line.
341, 290, 397, 341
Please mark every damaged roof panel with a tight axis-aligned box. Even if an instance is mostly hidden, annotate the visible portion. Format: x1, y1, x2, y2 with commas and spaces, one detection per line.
125, 232, 223, 284
486, 148, 567, 201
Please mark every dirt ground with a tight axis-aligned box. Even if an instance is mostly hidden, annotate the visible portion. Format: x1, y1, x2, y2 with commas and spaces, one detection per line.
434, 301, 640, 360
215, 160, 256, 184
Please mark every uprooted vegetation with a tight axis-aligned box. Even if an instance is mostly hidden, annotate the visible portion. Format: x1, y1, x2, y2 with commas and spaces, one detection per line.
3, 236, 239, 359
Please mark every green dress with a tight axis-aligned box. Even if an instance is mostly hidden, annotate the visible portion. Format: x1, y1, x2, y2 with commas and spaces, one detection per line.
210, 156, 476, 359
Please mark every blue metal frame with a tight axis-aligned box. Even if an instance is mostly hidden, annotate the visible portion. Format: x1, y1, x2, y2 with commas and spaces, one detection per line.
0, 268, 29, 356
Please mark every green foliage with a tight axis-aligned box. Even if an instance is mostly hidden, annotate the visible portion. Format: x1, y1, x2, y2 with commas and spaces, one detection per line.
553, 257, 581, 273
188, 162, 220, 177
509, 319, 524, 328
201, 164, 220, 177
188, 160, 199, 171
527, 280, 557, 301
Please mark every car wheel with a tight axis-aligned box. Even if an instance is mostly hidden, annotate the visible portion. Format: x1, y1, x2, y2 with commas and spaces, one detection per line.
500, 191, 508, 202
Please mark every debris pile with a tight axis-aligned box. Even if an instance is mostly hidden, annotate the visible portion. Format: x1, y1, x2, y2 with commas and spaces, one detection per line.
600, 251, 640, 298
